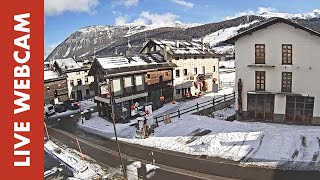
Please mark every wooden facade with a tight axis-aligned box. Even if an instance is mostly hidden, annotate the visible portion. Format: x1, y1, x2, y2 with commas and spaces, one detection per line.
89, 56, 175, 122
44, 77, 68, 105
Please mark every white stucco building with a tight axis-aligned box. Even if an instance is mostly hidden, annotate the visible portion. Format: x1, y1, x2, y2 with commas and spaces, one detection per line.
54, 58, 95, 100
141, 39, 220, 100
225, 17, 320, 125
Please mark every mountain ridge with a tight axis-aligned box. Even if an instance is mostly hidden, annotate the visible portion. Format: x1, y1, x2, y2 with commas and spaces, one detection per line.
46, 12, 320, 61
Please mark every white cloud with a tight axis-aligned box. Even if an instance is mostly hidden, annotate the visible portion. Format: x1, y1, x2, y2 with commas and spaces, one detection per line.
115, 16, 129, 25
112, 0, 139, 7
44, 42, 60, 59
226, 7, 277, 20
45, 0, 99, 16
171, 0, 194, 8
118, 11, 179, 27
136, 11, 180, 26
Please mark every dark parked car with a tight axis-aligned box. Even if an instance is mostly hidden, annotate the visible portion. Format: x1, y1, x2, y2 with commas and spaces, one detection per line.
54, 103, 67, 113
64, 99, 80, 110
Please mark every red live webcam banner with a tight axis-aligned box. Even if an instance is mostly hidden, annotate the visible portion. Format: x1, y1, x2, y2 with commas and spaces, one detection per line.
0, 0, 44, 179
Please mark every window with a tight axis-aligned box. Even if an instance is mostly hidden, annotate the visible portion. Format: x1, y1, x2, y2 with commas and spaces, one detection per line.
176, 89, 181, 94
135, 75, 145, 92
202, 66, 206, 74
194, 68, 197, 75
255, 71, 265, 91
213, 66, 216, 72
113, 78, 123, 96
176, 70, 180, 78
85, 77, 88, 83
70, 80, 74, 86
86, 89, 90, 95
281, 72, 292, 92
202, 56, 205, 59
77, 79, 82, 85
46, 87, 50, 90
286, 95, 314, 118
147, 74, 151, 79
255, 44, 265, 64
183, 57, 187, 60
194, 56, 198, 59
123, 76, 134, 93
282, 44, 292, 65
183, 69, 187, 76
175, 57, 179, 60
165, 72, 169, 76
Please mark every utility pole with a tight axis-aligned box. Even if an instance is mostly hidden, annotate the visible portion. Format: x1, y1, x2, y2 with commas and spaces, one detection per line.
109, 79, 127, 179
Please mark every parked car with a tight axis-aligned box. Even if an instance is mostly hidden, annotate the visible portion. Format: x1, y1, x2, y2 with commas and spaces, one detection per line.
64, 99, 80, 110
54, 103, 67, 113
44, 104, 55, 116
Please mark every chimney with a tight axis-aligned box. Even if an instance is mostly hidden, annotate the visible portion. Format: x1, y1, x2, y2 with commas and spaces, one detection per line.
164, 44, 170, 61
176, 40, 180, 48
201, 38, 205, 51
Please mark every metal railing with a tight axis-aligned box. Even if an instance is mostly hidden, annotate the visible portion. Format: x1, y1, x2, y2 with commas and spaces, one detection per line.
154, 91, 236, 126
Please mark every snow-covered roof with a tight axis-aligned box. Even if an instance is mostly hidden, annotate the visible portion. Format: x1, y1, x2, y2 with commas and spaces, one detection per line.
146, 39, 215, 56
44, 70, 59, 81
96, 55, 164, 70
54, 58, 81, 71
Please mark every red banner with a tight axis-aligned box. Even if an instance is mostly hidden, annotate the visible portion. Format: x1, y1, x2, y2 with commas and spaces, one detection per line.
0, 0, 44, 179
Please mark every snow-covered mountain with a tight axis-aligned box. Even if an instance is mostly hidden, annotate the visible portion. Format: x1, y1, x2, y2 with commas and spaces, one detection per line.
46, 10, 320, 61
260, 9, 320, 19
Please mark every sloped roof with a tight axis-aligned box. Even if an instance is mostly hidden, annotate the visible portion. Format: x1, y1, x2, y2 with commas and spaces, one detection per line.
55, 58, 81, 70
141, 38, 216, 56
90, 54, 176, 77
224, 17, 320, 44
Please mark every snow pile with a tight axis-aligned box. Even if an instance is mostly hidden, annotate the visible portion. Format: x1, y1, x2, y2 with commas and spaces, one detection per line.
44, 141, 100, 179
77, 112, 136, 139
126, 161, 159, 180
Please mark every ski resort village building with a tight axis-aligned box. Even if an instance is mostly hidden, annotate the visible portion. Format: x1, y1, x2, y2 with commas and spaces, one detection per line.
89, 55, 175, 121
44, 70, 68, 105
225, 17, 320, 125
53, 58, 95, 101
140, 39, 220, 100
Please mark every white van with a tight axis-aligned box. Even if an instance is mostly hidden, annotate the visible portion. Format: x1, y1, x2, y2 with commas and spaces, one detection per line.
44, 104, 55, 116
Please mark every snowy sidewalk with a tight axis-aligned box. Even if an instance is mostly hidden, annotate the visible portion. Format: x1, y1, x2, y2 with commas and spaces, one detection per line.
77, 104, 320, 171
152, 87, 234, 117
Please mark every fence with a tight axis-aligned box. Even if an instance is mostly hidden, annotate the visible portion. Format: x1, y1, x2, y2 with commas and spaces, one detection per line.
154, 92, 236, 126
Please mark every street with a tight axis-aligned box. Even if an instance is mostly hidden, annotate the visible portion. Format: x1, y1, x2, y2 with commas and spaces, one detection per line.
45, 110, 320, 180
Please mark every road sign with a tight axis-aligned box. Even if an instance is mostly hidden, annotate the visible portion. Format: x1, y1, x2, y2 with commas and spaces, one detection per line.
212, 83, 219, 93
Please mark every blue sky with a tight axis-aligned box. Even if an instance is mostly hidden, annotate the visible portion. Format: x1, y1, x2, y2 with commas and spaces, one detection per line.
44, 0, 320, 57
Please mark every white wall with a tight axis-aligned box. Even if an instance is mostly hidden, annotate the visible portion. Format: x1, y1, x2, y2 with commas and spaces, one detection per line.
172, 57, 219, 99
235, 22, 320, 117
66, 70, 95, 100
